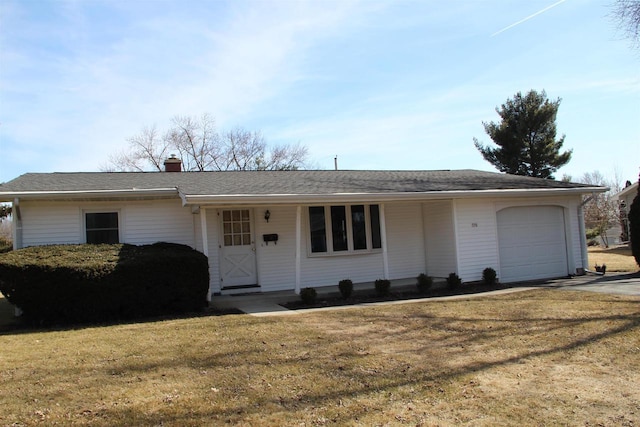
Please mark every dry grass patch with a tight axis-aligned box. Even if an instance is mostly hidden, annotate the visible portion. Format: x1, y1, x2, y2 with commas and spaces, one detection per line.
0, 289, 639, 426
588, 245, 638, 272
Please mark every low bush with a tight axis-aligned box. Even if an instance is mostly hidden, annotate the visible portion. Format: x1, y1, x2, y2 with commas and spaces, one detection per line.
0, 243, 209, 324
374, 279, 391, 296
416, 273, 433, 293
300, 287, 317, 304
447, 272, 462, 289
338, 279, 353, 299
482, 267, 498, 285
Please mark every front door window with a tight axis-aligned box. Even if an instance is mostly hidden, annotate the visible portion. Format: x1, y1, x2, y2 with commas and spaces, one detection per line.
222, 209, 251, 247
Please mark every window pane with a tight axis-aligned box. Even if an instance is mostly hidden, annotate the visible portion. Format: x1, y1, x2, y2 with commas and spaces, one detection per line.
223, 211, 231, 221
233, 235, 242, 246
331, 206, 347, 252
86, 212, 118, 229
232, 210, 240, 221
242, 234, 251, 245
241, 210, 249, 220
224, 235, 232, 246
351, 205, 367, 250
86, 230, 119, 244
370, 205, 382, 249
309, 207, 327, 253
86, 213, 119, 244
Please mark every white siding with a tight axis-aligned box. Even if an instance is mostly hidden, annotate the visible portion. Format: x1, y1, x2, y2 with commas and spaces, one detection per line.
454, 199, 499, 283
255, 206, 297, 292
385, 202, 426, 280
21, 201, 82, 246
422, 201, 456, 278
20, 199, 196, 248
123, 200, 194, 246
567, 199, 583, 270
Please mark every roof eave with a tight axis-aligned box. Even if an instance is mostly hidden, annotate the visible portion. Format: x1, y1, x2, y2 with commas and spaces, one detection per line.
0, 188, 179, 202
182, 186, 607, 206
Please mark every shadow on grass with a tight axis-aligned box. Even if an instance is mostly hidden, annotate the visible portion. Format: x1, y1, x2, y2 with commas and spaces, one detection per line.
0, 297, 242, 336
283, 282, 513, 309
79, 304, 640, 425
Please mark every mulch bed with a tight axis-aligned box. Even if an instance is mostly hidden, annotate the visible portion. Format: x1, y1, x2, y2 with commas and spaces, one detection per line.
282, 282, 512, 310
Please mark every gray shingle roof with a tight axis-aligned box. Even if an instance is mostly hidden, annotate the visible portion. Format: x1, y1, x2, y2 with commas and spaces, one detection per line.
0, 170, 600, 199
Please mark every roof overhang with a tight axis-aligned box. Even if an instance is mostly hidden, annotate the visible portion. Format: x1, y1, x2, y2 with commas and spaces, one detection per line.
0, 188, 179, 202
615, 182, 638, 200
181, 186, 608, 206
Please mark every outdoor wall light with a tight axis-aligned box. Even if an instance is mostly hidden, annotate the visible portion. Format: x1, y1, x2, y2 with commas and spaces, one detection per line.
264, 210, 271, 222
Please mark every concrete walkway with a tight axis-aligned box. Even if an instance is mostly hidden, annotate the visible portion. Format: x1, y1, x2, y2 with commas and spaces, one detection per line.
210, 272, 640, 317
535, 271, 640, 296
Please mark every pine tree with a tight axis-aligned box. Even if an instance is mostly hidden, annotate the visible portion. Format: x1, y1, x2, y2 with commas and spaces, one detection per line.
628, 176, 640, 268
474, 90, 572, 179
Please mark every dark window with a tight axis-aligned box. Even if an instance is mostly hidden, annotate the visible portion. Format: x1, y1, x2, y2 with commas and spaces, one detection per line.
351, 205, 367, 250
331, 206, 348, 251
86, 212, 119, 244
370, 204, 382, 249
309, 206, 327, 253
308, 204, 382, 254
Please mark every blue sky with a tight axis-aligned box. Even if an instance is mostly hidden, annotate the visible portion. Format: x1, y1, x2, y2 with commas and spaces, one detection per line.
1, 0, 638, 184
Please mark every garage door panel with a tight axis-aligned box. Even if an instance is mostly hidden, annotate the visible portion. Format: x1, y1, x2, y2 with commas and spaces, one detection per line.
498, 206, 568, 283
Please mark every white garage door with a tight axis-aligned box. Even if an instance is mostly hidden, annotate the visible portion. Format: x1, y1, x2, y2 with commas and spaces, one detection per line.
497, 206, 568, 283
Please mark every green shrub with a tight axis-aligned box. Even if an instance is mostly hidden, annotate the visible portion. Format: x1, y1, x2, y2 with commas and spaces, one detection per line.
446, 272, 462, 288
416, 273, 433, 293
482, 267, 498, 285
338, 279, 353, 299
374, 278, 391, 296
0, 243, 209, 324
300, 287, 317, 305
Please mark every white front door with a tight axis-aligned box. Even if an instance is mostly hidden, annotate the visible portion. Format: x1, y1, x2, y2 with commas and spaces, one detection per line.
220, 209, 258, 288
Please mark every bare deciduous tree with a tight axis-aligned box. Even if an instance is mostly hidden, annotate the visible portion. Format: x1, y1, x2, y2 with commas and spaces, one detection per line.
103, 114, 308, 172
580, 170, 622, 247
612, 0, 640, 47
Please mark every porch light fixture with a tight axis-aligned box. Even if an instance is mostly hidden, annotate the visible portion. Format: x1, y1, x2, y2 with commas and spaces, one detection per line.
264, 210, 271, 222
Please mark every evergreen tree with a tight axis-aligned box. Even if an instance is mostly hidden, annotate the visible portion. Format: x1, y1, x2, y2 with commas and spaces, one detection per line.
474, 90, 572, 179
628, 176, 640, 268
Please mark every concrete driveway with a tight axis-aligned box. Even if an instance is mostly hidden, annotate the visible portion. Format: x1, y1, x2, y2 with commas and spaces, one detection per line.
537, 272, 640, 296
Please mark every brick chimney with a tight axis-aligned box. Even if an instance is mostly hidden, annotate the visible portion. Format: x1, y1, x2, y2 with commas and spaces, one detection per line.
164, 155, 182, 172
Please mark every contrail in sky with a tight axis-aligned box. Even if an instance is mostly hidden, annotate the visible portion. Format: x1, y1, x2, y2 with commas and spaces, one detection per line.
491, 0, 568, 37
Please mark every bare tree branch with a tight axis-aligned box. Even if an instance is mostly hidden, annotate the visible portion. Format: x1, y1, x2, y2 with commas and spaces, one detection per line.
104, 114, 309, 172
612, 0, 640, 47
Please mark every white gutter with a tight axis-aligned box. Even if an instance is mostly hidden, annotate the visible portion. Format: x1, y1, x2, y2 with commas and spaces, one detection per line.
181, 186, 608, 206
0, 188, 179, 202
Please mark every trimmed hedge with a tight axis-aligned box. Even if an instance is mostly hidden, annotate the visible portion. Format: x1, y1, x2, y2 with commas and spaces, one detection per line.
0, 243, 209, 324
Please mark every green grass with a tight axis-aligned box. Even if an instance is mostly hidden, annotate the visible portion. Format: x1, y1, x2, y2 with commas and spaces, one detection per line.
0, 289, 639, 426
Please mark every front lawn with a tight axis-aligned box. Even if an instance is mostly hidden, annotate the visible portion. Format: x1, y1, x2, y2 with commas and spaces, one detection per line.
0, 289, 638, 426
